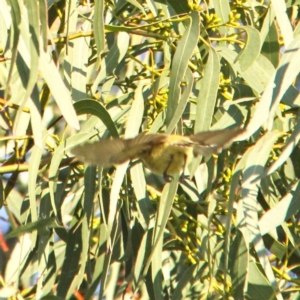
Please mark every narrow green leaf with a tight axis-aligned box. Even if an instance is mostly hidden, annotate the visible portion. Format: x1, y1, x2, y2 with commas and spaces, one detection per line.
27, 130, 47, 243
166, 67, 193, 133
143, 175, 179, 276
105, 262, 122, 299
212, 0, 230, 38
272, 0, 293, 47
24, 0, 40, 97
261, 21, 280, 68
39, 48, 80, 130
38, 188, 57, 297
132, 229, 152, 290
127, 0, 146, 15
66, 217, 89, 299
152, 236, 164, 300
259, 181, 300, 235
166, 0, 190, 14
105, 32, 130, 73
94, 0, 105, 57
229, 230, 248, 299
124, 84, 144, 138
241, 131, 280, 225
57, 223, 83, 298
86, 223, 110, 299
149, 110, 166, 133
172, 264, 202, 299
4, 234, 32, 287
84, 166, 96, 221
217, 47, 274, 94
29, 90, 43, 148
166, 11, 200, 127
260, 4, 275, 44
235, 26, 261, 71
224, 146, 250, 291
194, 47, 220, 133
212, 0, 230, 23
36, 227, 52, 298
38, 0, 48, 52
246, 35, 300, 136
91, 32, 130, 95
12, 0, 43, 147
107, 163, 128, 246
265, 115, 300, 176
102, 218, 120, 299
6, 217, 60, 238
70, 20, 91, 101
240, 131, 282, 296
247, 260, 275, 300
4, 0, 21, 99
13, 6, 42, 146
130, 163, 151, 230
48, 144, 65, 216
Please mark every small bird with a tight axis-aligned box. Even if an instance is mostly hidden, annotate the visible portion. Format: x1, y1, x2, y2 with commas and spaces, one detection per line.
71, 128, 243, 181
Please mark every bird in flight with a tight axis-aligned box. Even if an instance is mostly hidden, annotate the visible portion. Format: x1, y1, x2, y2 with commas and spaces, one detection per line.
71, 127, 243, 181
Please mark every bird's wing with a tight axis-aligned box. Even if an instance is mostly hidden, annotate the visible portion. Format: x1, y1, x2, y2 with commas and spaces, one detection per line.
71, 133, 168, 167
71, 138, 128, 167
190, 128, 243, 157
71, 128, 243, 166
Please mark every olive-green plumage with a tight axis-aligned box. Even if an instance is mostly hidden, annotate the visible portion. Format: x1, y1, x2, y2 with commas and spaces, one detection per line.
71, 128, 243, 181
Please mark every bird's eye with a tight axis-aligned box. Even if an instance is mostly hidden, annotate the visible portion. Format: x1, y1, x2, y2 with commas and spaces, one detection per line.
138, 149, 151, 155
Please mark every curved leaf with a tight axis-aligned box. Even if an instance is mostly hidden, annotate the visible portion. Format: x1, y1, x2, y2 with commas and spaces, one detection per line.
235, 26, 261, 71
74, 99, 119, 137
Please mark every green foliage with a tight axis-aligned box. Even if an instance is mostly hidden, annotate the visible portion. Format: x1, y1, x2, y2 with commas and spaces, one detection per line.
1, 0, 300, 299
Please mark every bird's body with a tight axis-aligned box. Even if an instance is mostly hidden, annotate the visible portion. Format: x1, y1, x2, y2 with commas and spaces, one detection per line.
71, 128, 243, 181
139, 135, 194, 180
